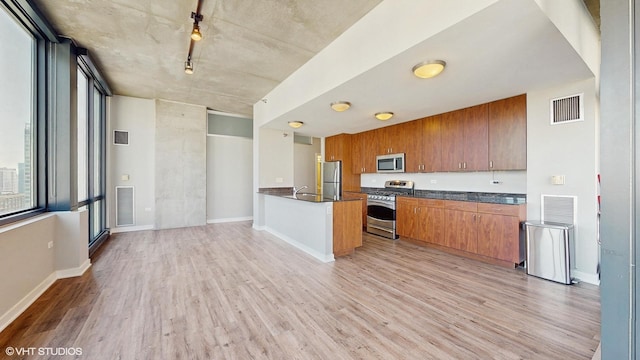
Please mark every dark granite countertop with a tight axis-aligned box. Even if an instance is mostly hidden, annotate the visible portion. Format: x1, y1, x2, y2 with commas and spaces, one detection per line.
258, 188, 363, 203
360, 187, 526, 205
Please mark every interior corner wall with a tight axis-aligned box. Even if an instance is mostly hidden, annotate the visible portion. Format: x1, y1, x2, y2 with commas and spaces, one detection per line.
526, 77, 599, 283
206, 135, 253, 222
293, 137, 320, 191
155, 100, 207, 229
258, 128, 294, 188
107, 96, 156, 230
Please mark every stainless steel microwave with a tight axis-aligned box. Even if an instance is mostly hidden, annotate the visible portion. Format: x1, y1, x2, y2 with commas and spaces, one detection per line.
376, 153, 405, 173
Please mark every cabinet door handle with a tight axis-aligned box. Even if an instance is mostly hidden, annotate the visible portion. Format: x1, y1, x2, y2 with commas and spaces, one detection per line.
489, 160, 493, 168
463, 162, 467, 169
458, 162, 462, 169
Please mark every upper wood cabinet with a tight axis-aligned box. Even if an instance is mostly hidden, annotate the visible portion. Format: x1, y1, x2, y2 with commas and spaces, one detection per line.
419, 115, 442, 173
325, 134, 360, 192
441, 105, 489, 172
325, 133, 348, 161
351, 131, 377, 174
488, 94, 527, 170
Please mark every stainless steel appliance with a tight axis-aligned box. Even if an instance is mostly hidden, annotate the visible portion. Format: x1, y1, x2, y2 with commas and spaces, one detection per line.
524, 221, 574, 284
366, 180, 414, 239
376, 153, 405, 173
322, 160, 342, 201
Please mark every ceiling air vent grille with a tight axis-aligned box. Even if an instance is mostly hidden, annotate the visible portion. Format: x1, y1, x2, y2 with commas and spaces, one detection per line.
550, 93, 583, 125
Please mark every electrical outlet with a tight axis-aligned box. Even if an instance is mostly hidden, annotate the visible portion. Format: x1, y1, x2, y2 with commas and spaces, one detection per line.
490, 180, 502, 185
48, 241, 53, 249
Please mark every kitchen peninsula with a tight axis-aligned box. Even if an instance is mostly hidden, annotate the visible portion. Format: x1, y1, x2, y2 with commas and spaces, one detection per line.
258, 189, 362, 262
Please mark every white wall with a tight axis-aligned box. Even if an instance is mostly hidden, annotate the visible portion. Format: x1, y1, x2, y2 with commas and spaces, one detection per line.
108, 96, 156, 230
294, 137, 320, 191
362, 171, 526, 193
527, 78, 599, 284
0, 212, 91, 332
253, 0, 500, 125
155, 100, 207, 229
258, 128, 294, 188
206, 135, 253, 223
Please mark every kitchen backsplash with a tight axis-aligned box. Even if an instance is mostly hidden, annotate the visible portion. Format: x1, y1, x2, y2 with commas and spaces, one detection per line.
361, 170, 526, 193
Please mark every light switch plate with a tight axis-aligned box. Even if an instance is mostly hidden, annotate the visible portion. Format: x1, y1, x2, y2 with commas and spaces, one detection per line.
551, 175, 566, 185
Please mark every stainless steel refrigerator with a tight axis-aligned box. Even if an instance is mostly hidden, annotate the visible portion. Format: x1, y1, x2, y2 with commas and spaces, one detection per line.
322, 161, 342, 201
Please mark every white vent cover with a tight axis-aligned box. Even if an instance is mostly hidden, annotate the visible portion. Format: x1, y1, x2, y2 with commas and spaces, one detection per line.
114, 130, 129, 145
541, 194, 576, 225
116, 186, 134, 226
550, 93, 583, 124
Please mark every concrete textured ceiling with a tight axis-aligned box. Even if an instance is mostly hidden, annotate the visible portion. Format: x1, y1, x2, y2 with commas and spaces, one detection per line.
32, 0, 382, 117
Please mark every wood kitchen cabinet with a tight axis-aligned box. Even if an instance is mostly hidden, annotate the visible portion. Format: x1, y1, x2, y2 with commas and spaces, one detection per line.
397, 197, 444, 245
343, 192, 368, 227
488, 94, 527, 170
325, 134, 360, 192
416, 115, 442, 172
441, 105, 489, 172
333, 199, 363, 257
351, 131, 377, 174
476, 203, 526, 263
444, 201, 478, 253
398, 198, 525, 267
397, 197, 421, 239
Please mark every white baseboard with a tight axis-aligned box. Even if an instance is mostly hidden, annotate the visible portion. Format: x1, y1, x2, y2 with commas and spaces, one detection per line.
264, 226, 335, 263
57, 259, 92, 279
0, 273, 56, 333
207, 216, 253, 224
110, 224, 154, 234
253, 224, 265, 231
0, 259, 94, 333
572, 270, 600, 286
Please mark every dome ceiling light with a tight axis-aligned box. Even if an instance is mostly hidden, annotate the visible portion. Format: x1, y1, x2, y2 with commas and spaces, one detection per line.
412, 60, 446, 79
375, 112, 394, 121
330, 101, 351, 112
288, 121, 304, 129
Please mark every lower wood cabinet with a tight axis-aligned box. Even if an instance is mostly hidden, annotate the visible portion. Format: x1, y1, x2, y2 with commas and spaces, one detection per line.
343, 192, 368, 227
397, 197, 444, 245
398, 198, 526, 267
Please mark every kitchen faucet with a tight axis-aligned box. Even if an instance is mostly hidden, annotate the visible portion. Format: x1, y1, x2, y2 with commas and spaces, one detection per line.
293, 185, 308, 196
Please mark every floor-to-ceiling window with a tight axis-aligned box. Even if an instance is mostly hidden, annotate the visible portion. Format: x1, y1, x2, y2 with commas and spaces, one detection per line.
77, 62, 108, 249
0, 2, 40, 222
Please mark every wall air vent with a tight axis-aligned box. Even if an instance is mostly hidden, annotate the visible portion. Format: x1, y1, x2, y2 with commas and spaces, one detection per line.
541, 194, 576, 225
113, 130, 129, 145
550, 93, 583, 125
116, 186, 135, 226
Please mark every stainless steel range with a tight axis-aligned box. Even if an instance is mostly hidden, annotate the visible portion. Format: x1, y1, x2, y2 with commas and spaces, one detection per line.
366, 180, 414, 239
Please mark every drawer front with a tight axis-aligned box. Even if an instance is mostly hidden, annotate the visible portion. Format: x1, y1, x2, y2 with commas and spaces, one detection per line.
418, 198, 444, 208
477, 203, 521, 217
444, 200, 477, 212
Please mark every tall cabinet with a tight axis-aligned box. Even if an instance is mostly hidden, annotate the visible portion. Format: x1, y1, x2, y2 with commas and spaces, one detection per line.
488, 94, 527, 170
325, 134, 360, 192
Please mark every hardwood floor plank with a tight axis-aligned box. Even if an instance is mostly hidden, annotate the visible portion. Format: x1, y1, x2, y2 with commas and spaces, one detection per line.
0, 222, 599, 359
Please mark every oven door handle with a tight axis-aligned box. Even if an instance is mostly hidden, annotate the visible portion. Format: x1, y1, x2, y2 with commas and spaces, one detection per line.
367, 224, 393, 232
367, 199, 394, 208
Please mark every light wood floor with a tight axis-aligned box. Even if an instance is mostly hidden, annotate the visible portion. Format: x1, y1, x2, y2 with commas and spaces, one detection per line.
0, 222, 600, 359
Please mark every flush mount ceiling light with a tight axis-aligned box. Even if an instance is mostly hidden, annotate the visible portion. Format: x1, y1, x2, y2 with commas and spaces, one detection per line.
288, 121, 304, 129
412, 60, 446, 79
184, 56, 194, 74
330, 101, 351, 112
375, 112, 394, 121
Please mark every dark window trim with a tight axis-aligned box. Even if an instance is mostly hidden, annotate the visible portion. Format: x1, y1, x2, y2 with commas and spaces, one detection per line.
0, 208, 46, 227
1, 0, 58, 42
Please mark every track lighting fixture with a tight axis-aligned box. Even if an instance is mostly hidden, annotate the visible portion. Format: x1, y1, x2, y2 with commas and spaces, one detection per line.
190, 12, 203, 41
184, 2, 203, 74
185, 56, 194, 74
